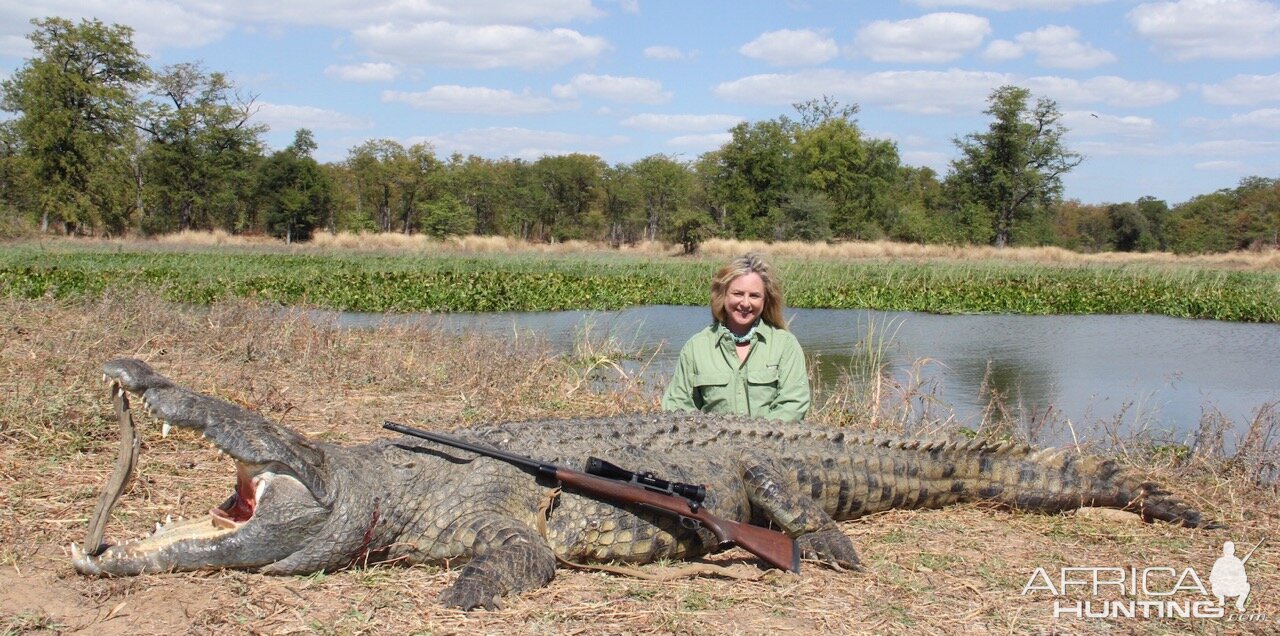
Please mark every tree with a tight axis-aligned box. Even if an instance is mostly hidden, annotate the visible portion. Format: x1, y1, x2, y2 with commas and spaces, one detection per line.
948, 86, 1082, 247
0, 121, 38, 234
532, 154, 605, 241
714, 118, 798, 239
1166, 191, 1235, 254
632, 154, 691, 242
347, 139, 401, 232
1234, 176, 1280, 249
792, 100, 901, 239
0, 18, 149, 234
419, 193, 474, 238
600, 162, 642, 246
344, 140, 439, 234
441, 154, 508, 236
138, 62, 264, 233
259, 129, 333, 243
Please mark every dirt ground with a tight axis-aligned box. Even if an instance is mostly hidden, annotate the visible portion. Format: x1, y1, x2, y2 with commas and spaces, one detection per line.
2, 294, 1278, 635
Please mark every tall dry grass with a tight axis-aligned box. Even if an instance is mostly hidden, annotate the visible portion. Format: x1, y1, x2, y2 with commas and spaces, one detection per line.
44, 230, 1280, 270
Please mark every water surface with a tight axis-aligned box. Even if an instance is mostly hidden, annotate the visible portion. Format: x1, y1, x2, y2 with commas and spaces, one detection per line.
333, 306, 1279, 439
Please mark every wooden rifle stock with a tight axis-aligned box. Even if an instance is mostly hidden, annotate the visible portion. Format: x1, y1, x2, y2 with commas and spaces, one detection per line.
383, 421, 800, 573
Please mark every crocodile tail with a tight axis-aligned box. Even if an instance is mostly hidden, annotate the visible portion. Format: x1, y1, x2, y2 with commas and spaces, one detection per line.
1104, 466, 1224, 529
1023, 448, 1223, 529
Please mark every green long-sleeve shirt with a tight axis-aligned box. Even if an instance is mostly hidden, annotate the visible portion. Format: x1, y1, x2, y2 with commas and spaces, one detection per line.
661, 322, 811, 422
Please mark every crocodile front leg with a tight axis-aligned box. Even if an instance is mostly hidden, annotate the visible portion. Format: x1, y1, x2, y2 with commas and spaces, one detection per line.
437, 513, 557, 610
742, 456, 862, 570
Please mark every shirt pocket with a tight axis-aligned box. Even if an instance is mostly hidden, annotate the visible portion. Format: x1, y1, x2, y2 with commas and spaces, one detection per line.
746, 366, 780, 405
693, 371, 733, 411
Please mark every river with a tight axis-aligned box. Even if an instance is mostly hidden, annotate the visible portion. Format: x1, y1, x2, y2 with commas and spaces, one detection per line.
331, 306, 1279, 441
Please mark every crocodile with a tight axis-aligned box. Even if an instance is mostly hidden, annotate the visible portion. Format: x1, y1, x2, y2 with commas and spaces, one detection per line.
72, 358, 1218, 610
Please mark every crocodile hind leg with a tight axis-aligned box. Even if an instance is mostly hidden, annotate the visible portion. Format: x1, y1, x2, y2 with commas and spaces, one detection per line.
437, 513, 557, 610
741, 456, 862, 570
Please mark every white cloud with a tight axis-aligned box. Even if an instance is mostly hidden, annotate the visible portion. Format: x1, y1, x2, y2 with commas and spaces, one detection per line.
715, 68, 1013, 114
643, 45, 686, 60
1200, 73, 1280, 105
423, 126, 628, 160
1024, 75, 1180, 107
324, 62, 399, 82
1187, 108, 1280, 130
716, 69, 1181, 114
1189, 138, 1280, 155
195, 0, 604, 28
254, 103, 373, 131
1, 1, 607, 58
1194, 160, 1246, 171
621, 113, 746, 132
552, 74, 671, 104
739, 29, 839, 67
666, 132, 734, 150
1010, 25, 1115, 68
353, 22, 608, 69
382, 86, 571, 115
983, 39, 1024, 62
855, 13, 991, 63
0, 1, 231, 56
908, 0, 1110, 8
1129, 0, 1280, 60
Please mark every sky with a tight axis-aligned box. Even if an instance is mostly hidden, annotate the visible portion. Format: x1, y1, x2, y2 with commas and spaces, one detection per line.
2, 0, 1279, 206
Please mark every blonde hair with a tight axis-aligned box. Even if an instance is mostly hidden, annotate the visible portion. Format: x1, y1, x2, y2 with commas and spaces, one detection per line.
709, 252, 786, 329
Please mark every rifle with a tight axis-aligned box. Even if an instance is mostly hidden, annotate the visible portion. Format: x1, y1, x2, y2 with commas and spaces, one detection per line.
382, 421, 800, 573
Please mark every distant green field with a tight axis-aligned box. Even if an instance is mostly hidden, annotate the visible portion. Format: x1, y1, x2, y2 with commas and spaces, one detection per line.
2, 243, 1277, 322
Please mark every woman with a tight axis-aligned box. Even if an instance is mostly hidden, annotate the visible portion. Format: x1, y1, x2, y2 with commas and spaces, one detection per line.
661, 253, 811, 422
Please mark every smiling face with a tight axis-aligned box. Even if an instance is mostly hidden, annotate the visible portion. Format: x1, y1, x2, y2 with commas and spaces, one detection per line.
722, 272, 766, 335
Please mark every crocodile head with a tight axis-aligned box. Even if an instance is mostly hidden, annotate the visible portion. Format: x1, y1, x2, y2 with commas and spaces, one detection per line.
72, 358, 338, 576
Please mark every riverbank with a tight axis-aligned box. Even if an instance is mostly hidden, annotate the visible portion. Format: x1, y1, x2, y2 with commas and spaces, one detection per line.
2, 294, 1277, 635
3, 236, 1279, 321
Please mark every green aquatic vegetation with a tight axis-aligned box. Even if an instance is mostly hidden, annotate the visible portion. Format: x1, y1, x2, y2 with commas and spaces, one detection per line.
1, 245, 1276, 322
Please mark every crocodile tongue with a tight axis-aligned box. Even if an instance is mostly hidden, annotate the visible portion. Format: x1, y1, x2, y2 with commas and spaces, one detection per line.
83, 382, 141, 556
211, 464, 259, 529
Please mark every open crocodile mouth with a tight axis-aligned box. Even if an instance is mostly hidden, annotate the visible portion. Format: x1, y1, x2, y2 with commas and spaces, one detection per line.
70, 380, 301, 574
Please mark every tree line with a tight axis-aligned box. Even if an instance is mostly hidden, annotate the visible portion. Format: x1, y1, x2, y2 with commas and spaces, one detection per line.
2, 17, 1277, 254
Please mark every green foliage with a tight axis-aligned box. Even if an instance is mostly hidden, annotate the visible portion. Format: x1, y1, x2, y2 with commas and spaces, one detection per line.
345, 140, 440, 234
793, 110, 902, 239
1, 17, 148, 234
633, 154, 692, 243
670, 209, 716, 255
948, 86, 1082, 248
419, 192, 474, 238
777, 191, 833, 241
532, 154, 606, 241
1166, 177, 1280, 253
260, 129, 334, 242
715, 118, 798, 239
2, 246, 1277, 323
138, 62, 265, 234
